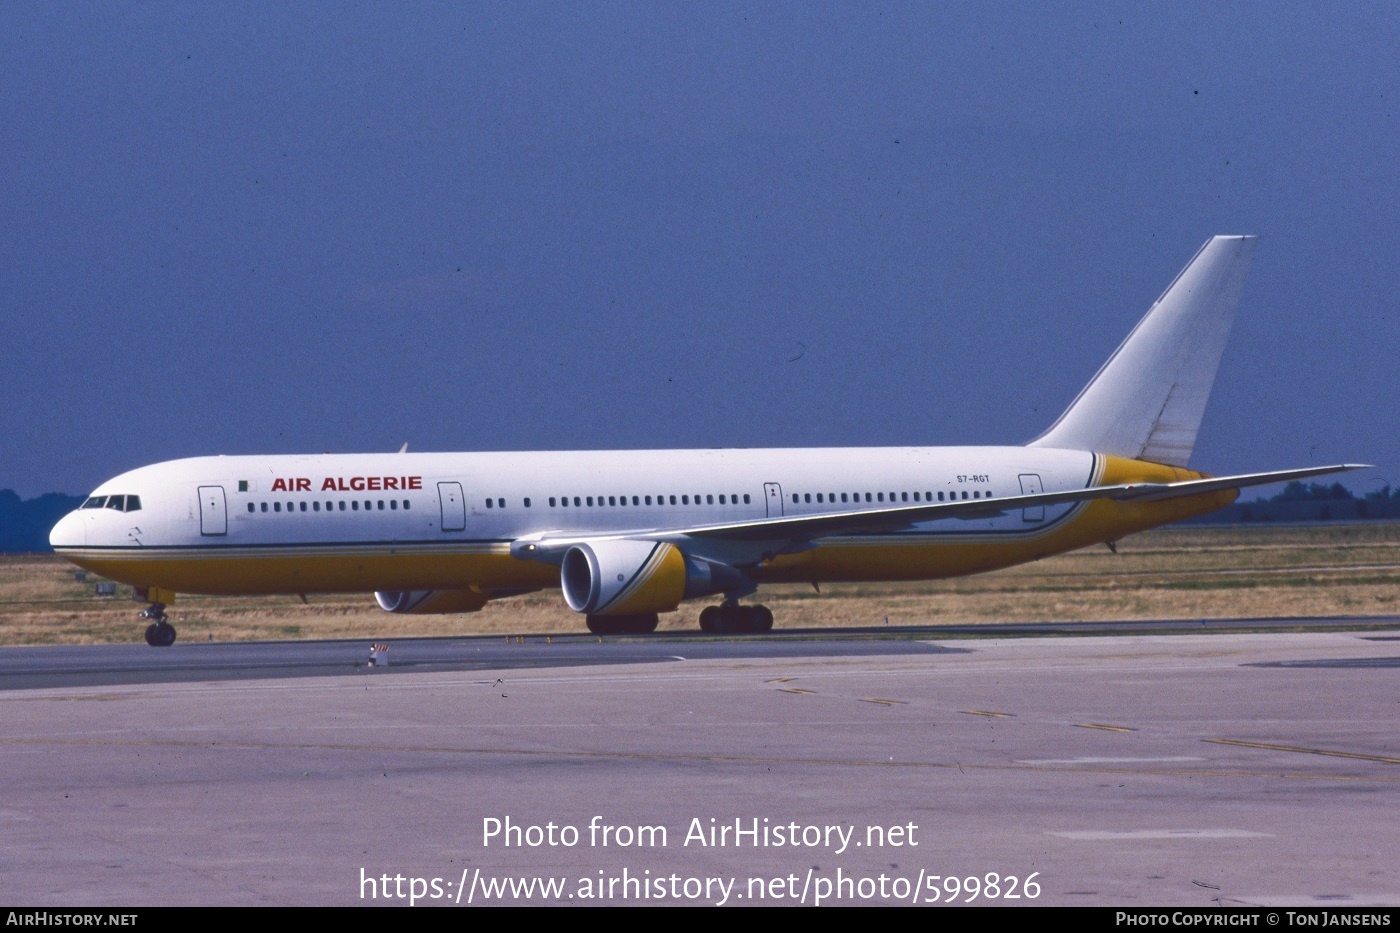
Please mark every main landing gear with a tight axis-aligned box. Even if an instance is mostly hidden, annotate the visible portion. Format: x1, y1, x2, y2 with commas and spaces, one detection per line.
585, 613, 660, 635
140, 603, 177, 647
698, 602, 774, 634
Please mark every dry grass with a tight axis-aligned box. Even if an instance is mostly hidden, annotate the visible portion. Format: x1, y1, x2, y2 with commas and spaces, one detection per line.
6, 522, 1400, 645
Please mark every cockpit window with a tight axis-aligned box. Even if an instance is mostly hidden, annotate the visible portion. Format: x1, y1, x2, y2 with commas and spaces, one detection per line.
84, 494, 141, 512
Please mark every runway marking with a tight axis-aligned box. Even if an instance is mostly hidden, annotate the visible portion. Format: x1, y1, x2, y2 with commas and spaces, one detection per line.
6, 736, 1400, 782
1, 694, 153, 702
1206, 738, 1400, 765
1021, 756, 1206, 765
766, 677, 796, 683
778, 687, 816, 695
961, 709, 1014, 718
860, 698, 906, 706
1047, 829, 1270, 840
1076, 723, 1137, 733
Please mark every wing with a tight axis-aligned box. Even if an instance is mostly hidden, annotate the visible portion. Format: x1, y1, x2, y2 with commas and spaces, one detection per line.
511, 463, 1367, 563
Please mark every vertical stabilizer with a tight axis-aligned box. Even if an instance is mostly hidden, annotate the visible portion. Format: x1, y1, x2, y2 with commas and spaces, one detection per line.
1028, 235, 1257, 467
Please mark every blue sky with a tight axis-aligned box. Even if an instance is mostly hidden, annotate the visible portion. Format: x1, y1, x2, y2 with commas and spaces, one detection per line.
3, 3, 1396, 497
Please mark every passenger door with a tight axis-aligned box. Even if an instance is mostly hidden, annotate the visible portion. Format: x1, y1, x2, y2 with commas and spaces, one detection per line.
198, 486, 227, 536
439, 482, 467, 532
1018, 474, 1044, 523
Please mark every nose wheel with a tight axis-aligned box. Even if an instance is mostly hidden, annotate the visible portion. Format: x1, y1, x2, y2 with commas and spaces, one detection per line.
698, 603, 774, 634
140, 604, 177, 647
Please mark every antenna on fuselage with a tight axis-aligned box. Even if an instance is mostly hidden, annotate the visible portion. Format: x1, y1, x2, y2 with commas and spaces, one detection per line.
397, 442, 409, 454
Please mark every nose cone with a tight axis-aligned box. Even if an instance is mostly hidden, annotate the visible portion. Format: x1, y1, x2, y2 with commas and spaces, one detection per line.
49, 510, 86, 550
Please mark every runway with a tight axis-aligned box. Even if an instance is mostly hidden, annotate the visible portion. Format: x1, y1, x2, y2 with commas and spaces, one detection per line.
3, 622, 1399, 906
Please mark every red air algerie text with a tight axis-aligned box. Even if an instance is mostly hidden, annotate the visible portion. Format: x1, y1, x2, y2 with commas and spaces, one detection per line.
269, 477, 424, 492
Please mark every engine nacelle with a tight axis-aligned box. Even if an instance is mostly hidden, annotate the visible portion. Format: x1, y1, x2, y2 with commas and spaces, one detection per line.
562, 540, 684, 615
374, 588, 489, 614
559, 539, 746, 615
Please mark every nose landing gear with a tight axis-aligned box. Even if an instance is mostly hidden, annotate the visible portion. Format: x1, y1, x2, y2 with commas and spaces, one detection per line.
140, 603, 177, 647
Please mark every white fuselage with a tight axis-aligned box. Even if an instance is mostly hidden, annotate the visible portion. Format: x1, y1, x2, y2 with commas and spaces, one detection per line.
48, 444, 1216, 603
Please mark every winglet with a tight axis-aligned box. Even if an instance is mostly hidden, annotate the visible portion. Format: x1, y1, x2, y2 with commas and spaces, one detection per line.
1029, 235, 1258, 467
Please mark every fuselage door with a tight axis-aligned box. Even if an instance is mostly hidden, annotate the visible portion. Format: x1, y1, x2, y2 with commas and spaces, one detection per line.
439, 481, 467, 532
1018, 474, 1045, 523
198, 485, 227, 536
764, 482, 784, 518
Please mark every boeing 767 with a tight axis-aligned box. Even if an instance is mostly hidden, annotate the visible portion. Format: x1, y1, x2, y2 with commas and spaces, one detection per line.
49, 236, 1363, 645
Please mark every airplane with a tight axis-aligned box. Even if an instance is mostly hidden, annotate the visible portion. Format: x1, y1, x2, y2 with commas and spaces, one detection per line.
49, 235, 1364, 646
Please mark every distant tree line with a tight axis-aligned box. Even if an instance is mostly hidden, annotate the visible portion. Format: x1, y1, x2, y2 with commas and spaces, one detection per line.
1268, 481, 1400, 503
0, 490, 85, 552
1193, 479, 1400, 524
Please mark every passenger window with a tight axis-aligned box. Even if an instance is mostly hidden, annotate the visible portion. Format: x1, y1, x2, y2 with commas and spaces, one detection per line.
260, 502, 268, 513
486, 499, 494, 509
707, 495, 714, 505
300, 502, 308, 512
913, 492, 921, 501
247, 503, 255, 513
682, 495, 690, 505
351, 501, 359, 511
313, 502, 320, 512
902, 492, 909, 502
938, 492, 945, 501
670, 496, 677, 505
274, 502, 282, 512
390, 500, 398, 510
339, 501, 346, 511
574, 497, 581, 507
743, 494, 750, 504
524, 498, 531, 508
378, 501, 385, 510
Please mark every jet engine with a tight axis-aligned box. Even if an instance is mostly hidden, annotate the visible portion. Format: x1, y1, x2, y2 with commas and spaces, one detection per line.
559, 539, 740, 616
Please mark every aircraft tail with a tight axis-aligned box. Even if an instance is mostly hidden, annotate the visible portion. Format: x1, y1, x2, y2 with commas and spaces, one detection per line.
1029, 235, 1258, 467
